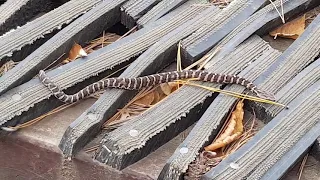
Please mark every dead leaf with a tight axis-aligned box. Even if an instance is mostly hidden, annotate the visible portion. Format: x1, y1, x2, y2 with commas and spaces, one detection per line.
204, 101, 244, 152
134, 91, 155, 106
119, 111, 130, 121
152, 91, 161, 104
0, 60, 16, 76
68, 43, 88, 61
160, 83, 172, 95
168, 82, 179, 92
269, 15, 305, 40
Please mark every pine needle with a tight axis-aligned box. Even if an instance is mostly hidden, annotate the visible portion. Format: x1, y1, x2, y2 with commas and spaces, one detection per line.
2, 103, 76, 131
197, 47, 220, 70
116, 26, 137, 42
175, 80, 287, 108
298, 153, 309, 180
184, 47, 220, 70
177, 41, 183, 72
0, 60, 17, 76
269, 0, 285, 23
84, 145, 100, 153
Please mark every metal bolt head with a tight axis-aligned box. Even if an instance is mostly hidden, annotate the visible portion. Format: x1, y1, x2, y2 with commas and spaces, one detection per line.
12, 94, 22, 101
179, 147, 189, 154
87, 113, 97, 120
129, 129, 139, 137
230, 162, 240, 169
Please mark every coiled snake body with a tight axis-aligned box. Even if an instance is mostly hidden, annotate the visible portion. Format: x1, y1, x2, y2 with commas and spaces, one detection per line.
38, 70, 275, 103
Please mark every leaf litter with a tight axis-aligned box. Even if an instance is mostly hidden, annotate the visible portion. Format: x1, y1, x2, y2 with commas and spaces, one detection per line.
269, 6, 320, 40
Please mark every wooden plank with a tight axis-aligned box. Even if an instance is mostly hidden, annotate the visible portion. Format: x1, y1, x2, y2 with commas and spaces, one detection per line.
59, 4, 217, 157
0, 0, 55, 36
0, 0, 210, 135
203, 0, 319, 69
204, 81, 319, 179
160, 14, 320, 179
158, 37, 281, 179
120, 0, 162, 29
94, 36, 272, 170
137, 0, 190, 27
180, 0, 266, 65
0, 0, 125, 95
263, 59, 319, 117
0, 0, 101, 66
182, 0, 320, 66
253, 14, 320, 121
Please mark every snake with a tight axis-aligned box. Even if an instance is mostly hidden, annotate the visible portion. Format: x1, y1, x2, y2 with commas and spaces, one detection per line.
38, 70, 275, 103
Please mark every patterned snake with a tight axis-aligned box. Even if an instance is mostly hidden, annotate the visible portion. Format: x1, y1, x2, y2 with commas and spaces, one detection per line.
38, 70, 275, 103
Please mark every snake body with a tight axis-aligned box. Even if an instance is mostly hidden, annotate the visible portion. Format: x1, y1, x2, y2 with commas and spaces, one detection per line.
38, 70, 275, 103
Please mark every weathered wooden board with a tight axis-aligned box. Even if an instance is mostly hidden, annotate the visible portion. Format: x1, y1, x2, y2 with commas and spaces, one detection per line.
0, 0, 101, 66
120, 0, 162, 29
159, 14, 320, 179
0, 0, 55, 36
59, 3, 217, 157
94, 36, 272, 170
0, 0, 129, 126
0, 0, 125, 95
180, 0, 266, 65
204, 81, 319, 179
253, 13, 320, 121
137, 0, 190, 27
158, 38, 281, 180
0, 0, 209, 134
182, 0, 319, 65
203, 0, 319, 69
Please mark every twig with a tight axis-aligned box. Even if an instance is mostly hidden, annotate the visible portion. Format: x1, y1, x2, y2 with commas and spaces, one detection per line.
2, 103, 76, 131
177, 41, 182, 72
175, 80, 288, 107
298, 153, 309, 180
269, 0, 285, 23
44, 53, 66, 71
197, 47, 221, 70
84, 145, 100, 153
116, 26, 137, 42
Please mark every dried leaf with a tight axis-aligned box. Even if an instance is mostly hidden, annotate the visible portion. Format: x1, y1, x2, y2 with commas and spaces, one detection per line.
269, 15, 305, 40
134, 91, 155, 106
168, 82, 179, 92
119, 111, 130, 121
152, 91, 161, 104
68, 43, 88, 61
160, 83, 172, 95
0, 60, 16, 76
204, 101, 244, 152
233, 101, 244, 133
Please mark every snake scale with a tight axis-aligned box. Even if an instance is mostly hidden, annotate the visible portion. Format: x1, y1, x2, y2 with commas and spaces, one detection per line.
38, 70, 275, 103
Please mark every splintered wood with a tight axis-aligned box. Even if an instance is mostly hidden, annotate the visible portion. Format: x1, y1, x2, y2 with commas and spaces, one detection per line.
103, 82, 179, 129
185, 101, 258, 179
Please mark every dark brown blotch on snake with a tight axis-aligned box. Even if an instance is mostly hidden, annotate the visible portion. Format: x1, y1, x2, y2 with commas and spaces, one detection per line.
38, 70, 275, 103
